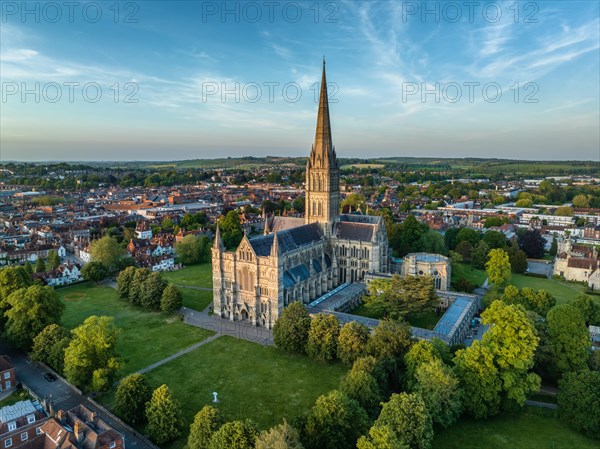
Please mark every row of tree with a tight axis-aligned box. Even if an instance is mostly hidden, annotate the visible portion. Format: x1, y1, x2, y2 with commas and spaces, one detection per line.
116, 266, 182, 313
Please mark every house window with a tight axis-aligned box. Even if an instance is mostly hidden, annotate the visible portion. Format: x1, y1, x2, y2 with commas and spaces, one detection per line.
3, 372, 9, 379
4, 381, 10, 389
5, 438, 12, 448
109, 443, 116, 449
20, 433, 28, 442
27, 415, 35, 424
8, 422, 16, 431
35, 428, 42, 435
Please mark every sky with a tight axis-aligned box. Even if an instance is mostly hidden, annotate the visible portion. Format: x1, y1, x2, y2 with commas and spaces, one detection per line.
1, 0, 599, 162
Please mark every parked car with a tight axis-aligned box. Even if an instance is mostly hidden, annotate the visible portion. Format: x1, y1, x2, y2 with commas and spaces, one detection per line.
44, 372, 57, 382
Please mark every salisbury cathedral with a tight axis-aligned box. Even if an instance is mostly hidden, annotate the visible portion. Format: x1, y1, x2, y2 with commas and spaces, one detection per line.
212, 62, 390, 328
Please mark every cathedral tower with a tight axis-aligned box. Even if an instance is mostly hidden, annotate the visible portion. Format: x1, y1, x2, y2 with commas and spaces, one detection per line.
305, 59, 340, 235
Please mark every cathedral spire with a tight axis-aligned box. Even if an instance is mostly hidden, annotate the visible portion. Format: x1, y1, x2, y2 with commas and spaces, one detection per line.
310, 59, 335, 167
270, 231, 280, 257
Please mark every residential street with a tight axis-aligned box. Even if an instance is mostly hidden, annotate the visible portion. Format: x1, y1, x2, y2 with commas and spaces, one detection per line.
0, 342, 156, 449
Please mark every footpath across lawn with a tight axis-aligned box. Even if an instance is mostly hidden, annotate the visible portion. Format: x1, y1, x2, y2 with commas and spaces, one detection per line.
432, 408, 598, 449
140, 335, 347, 449
161, 263, 212, 288
59, 283, 214, 375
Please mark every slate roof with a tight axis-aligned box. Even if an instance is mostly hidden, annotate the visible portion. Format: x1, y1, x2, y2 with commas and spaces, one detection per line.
339, 213, 380, 224
335, 221, 374, 241
249, 223, 322, 256
271, 216, 305, 232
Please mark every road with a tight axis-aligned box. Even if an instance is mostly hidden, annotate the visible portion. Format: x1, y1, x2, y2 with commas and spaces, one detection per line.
0, 342, 156, 449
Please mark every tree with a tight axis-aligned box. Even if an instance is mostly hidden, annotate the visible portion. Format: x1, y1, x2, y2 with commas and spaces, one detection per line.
455, 228, 481, 247
507, 241, 528, 274
129, 268, 151, 305
515, 198, 533, 208
140, 272, 168, 310
414, 359, 463, 428
23, 261, 34, 277
187, 405, 225, 449
486, 248, 511, 288
175, 234, 211, 265
81, 261, 108, 283
571, 294, 600, 325
146, 384, 185, 444
471, 240, 490, 269
89, 235, 124, 272
364, 275, 437, 320
391, 215, 429, 257
161, 284, 183, 313
0, 266, 33, 331
500, 286, 555, 317
482, 231, 507, 249
519, 230, 545, 259
115, 373, 152, 425
454, 240, 473, 262
30, 324, 70, 373
367, 319, 413, 362
64, 316, 121, 391
545, 304, 591, 376
479, 301, 540, 407
306, 314, 340, 363
572, 194, 590, 208
351, 356, 390, 396
4, 285, 64, 349
301, 390, 369, 449
374, 392, 433, 449
219, 211, 243, 250
357, 425, 408, 449
116, 266, 137, 299
209, 420, 258, 449
255, 420, 304, 449
273, 302, 311, 353
35, 258, 46, 273
341, 193, 365, 212
47, 250, 61, 270
555, 206, 574, 216
339, 369, 383, 419
558, 370, 600, 439
404, 340, 439, 388
454, 341, 502, 418
337, 321, 370, 366
419, 230, 447, 255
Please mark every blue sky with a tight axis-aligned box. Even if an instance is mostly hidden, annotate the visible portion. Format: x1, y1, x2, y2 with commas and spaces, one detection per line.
1, 0, 599, 161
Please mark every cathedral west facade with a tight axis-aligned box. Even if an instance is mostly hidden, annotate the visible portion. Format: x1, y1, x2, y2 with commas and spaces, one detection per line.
212, 62, 390, 328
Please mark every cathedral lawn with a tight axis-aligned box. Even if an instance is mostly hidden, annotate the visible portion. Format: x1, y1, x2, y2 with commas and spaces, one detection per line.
180, 288, 213, 312
432, 408, 598, 449
161, 263, 213, 288
58, 283, 215, 375
451, 263, 488, 288
137, 335, 347, 449
483, 274, 587, 306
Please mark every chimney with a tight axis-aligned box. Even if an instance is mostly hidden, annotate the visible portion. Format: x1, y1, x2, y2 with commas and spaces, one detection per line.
56, 410, 66, 424
74, 420, 85, 444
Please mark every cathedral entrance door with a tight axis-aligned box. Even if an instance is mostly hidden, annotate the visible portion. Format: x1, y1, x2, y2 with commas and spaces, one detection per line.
241, 309, 249, 320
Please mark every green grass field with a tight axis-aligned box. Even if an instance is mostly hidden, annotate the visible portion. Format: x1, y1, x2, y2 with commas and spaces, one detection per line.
135, 336, 347, 449
451, 263, 488, 287
406, 310, 441, 329
59, 283, 214, 375
432, 408, 598, 449
180, 288, 213, 311
508, 274, 585, 304
161, 263, 213, 288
